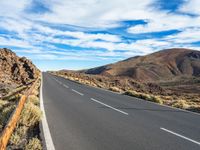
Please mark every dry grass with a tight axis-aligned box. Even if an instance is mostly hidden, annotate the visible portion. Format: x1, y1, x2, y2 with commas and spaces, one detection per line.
31, 88, 39, 96
123, 90, 163, 104
2, 86, 26, 100
0, 99, 8, 109
0, 105, 16, 126
109, 86, 123, 93
28, 95, 40, 106
8, 79, 43, 149
10, 125, 27, 145
172, 100, 190, 109
19, 102, 42, 127
25, 138, 42, 150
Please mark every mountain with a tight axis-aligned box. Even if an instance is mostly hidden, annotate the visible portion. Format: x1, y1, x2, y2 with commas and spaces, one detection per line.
0, 48, 40, 86
84, 48, 200, 82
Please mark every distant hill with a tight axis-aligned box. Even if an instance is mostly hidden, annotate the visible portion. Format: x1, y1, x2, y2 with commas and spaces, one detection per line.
83, 48, 200, 82
0, 48, 40, 86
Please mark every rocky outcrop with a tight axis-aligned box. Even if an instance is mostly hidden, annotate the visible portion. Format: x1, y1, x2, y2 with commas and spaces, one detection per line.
0, 48, 40, 86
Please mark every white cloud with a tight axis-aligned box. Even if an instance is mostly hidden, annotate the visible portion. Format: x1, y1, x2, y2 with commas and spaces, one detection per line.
29, 0, 155, 28
0, 0, 29, 18
165, 27, 200, 43
0, 36, 32, 48
35, 25, 121, 42
128, 13, 200, 34
179, 0, 200, 15
0, 0, 200, 63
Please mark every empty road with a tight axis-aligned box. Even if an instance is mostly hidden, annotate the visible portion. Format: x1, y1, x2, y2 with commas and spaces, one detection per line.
41, 72, 200, 150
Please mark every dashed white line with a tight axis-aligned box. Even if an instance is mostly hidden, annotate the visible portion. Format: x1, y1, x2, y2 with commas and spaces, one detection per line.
71, 89, 84, 96
90, 98, 128, 115
40, 75, 55, 150
160, 127, 200, 146
63, 84, 69, 88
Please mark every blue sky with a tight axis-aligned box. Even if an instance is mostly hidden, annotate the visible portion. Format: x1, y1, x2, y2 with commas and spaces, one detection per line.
0, 0, 200, 71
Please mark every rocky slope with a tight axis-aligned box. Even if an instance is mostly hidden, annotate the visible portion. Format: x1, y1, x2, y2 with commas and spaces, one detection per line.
0, 48, 40, 86
84, 48, 200, 82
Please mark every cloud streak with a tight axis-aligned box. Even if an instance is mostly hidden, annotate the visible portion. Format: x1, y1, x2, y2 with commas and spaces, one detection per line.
0, 0, 200, 70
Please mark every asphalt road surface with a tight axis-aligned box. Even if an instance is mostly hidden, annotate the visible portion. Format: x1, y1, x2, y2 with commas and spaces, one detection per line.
41, 72, 200, 150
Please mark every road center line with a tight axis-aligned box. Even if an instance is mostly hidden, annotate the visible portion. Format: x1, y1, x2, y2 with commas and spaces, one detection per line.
160, 127, 200, 146
63, 84, 69, 88
90, 98, 128, 115
71, 89, 84, 96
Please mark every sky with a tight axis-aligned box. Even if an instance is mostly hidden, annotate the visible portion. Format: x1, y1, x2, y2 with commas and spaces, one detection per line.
0, 0, 200, 71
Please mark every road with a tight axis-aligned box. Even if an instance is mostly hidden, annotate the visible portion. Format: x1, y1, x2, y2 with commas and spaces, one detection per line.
41, 72, 200, 150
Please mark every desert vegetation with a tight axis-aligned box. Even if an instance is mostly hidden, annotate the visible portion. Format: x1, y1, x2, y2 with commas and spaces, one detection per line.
8, 80, 42, 149
0, 79, 42, 149
0, 48, 42, 149
0, 85, 26, 133
51, 71, 200, 113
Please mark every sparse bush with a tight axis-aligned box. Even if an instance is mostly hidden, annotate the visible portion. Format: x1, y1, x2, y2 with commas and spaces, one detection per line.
172, 100, 189, 109
124, 90, 163, 104
7, 93, 21, 101
109, 86, 123, 93
19, 102, 42, 127
3, 86, 26, 100
0, 99, 8, 109
28, 95, 40, 106
124, 90, 139, 97
31, 88, 39, 96
0, 105, 15, 126
148, 95, 163, 104
25, 138, 42, 150
10, 125, 27, 145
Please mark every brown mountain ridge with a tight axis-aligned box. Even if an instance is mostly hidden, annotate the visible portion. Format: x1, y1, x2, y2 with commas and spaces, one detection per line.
52, 48, 200, 112
84, 48, 200, 82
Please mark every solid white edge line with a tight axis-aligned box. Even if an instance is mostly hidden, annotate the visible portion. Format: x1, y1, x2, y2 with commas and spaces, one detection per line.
160, 127, 200, 146
90, 98, 128, 115
71, 89, 84, 96
40, 74, 56, 150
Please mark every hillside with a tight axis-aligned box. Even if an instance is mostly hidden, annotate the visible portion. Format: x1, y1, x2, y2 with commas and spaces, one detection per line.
0, 48, 40, 97
0, 48, 42, 149
84, 48, 200, 82
0, 48, 40, 85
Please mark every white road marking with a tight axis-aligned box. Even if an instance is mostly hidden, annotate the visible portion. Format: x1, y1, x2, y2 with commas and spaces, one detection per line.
72, 89, 84, 96
63, 84, 69, 88
53, 77, 69, 88
160, 127, 200, 146
40, 75, 56, 150
90, 98, 128, 115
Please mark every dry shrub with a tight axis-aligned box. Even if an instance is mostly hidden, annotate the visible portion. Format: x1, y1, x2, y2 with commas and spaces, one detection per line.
7, 93, 21, 101
109, 86, 123, 93
28, 95, 39, 106
31, 89, 39, 96
148, 95, 163, 104
124, 90, 163, 104
3, 86, 26, 100
0, 99, 8, 109
172, 100, 189, 109
25, 138, 42, 150
19, 102, 42, 127
0, 105, 15, 126
10, 125, 27, 145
